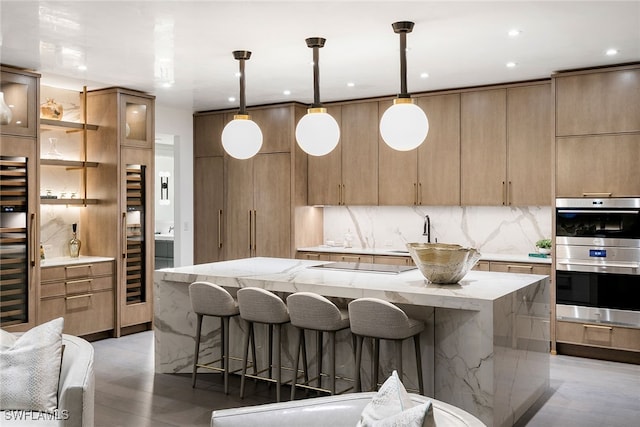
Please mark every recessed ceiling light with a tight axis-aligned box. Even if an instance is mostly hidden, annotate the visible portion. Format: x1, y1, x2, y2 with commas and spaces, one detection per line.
506, 62, 517, 68
606, 48, 619, 56
234, 72, 241, 77
228, 96, 236, 102
508, 29, 522, 37
420, 72, 429, 79
161, 82, 173, 88
283, 90, 291, 95
347, 82, 355, 87
77, 64, 87, 71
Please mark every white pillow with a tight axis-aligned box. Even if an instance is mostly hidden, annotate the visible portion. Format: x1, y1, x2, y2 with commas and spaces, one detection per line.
357, 370, 434, 427
0, 317, 64, 413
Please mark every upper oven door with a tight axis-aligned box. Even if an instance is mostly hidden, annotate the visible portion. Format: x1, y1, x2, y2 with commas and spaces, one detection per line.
556, 198, 640, 243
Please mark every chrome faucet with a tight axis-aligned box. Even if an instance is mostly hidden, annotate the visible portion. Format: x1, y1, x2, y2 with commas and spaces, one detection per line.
422, 215, 431, 243
168, 225, 174, 234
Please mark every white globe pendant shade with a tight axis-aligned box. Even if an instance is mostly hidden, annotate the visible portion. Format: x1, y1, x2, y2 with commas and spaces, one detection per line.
221, 115, 263, 160
295, 108, 340, 156
380, 99, 429, 151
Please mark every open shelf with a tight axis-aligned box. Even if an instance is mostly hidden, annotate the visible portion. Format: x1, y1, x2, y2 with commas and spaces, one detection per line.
40, 198, 98, 205
40, 159, 99, 168
41, 118, 98, 132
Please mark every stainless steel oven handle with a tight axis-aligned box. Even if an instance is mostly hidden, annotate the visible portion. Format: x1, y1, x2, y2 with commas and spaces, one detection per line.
557, 209, 640, 215
557, 260, 640, 269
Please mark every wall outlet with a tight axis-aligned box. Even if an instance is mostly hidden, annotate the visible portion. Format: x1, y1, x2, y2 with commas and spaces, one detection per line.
183, 221, 189, 232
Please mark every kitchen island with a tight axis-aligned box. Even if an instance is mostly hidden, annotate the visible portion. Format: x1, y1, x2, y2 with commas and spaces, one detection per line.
154, 257, 549, 427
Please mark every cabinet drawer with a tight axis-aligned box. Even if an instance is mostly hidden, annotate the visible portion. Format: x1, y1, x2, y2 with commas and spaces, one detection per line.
556, 320, 640, 352
297, 252, 333, 261
41, 266, 66, 282
41, 281, 66, 298
65, 262, 112, 279
65, 275, 113, 294
373, 255, 413, 266
39, 290, 114, 336
473, 261, 490, 271
330, 254, 374, 263
489, 261, 550, 275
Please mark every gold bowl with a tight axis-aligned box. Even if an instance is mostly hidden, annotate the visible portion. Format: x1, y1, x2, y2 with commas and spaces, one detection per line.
406, 243, 481, 284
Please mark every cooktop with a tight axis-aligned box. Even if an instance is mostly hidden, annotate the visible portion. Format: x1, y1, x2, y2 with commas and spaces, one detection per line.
309, 262, 417, 274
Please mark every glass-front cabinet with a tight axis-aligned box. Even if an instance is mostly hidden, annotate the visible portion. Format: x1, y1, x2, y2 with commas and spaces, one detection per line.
121, 94, 154, 149
0, 66, 39, 138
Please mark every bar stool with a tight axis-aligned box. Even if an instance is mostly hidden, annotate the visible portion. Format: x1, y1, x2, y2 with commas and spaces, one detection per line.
287, 292, 352, 399
348, 297, 425, 395
237, 287, 290, 402
189, 281, 244, 394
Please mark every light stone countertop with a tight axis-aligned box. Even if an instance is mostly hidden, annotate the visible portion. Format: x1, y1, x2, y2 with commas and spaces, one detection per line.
40, 256, 115, 267
156, 256, 548, 311
297, 245, 552, 264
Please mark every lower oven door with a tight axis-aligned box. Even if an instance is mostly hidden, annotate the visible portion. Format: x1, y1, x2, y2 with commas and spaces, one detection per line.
556, 270, 640, 327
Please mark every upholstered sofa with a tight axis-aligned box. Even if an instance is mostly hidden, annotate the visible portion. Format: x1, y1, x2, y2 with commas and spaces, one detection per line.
0, 334, 95, 427
211, 392, 486, 427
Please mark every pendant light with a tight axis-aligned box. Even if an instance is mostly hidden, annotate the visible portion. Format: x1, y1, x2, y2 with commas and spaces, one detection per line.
221, 50, 263, 160
379, 21, 429, 151
295, 37, 340, 157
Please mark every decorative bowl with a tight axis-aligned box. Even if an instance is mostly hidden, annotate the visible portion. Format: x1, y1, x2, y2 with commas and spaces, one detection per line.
406, 243, 481, 284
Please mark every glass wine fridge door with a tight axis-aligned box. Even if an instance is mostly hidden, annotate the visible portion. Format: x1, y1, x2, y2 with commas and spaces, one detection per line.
125, 164, 146, 305
0, 156, 32, 326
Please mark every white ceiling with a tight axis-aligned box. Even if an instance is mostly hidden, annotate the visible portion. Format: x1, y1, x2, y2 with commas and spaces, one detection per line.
1, 1, 639, 112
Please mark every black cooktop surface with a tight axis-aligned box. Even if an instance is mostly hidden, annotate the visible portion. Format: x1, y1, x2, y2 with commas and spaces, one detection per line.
309, 262, 417, 274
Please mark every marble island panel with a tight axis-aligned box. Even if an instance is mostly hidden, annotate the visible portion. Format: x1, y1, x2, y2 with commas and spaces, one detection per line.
155, 257, 550, 427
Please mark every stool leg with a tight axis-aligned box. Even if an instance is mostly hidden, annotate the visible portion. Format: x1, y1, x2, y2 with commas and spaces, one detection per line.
250, 325, 258, 376
301, 330, 309, 388
373, 338, 380, 391
329, 331, 336, 395
290, 328, 302, 400
192, 313, 203, 388
354, 335, 363, 392
222, 316, 230, 395
414, 334, 424, 395
275, 323, 282, 402
240, 321, 253, 399
268, 323, 274, 382
316, 331, 323, 390
395, 339, 403, 384
220, 317, 226, 371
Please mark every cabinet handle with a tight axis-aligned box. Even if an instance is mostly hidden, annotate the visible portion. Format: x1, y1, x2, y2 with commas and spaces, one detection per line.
507, 264, 533, 271
508, 181, 512, 206
341, 255, 360, 262
248, 210, 252, 251
65, 264, 92, 270
582, 192, 612, 198
66, 278, 92, 285
418, 183, 422, 205
342, 184, 345, 205
65, 293, 92, 300
253, 210, 257, 255
583, 324, 612, 331
30, 213, 36, 267
122, 213, 127, 259
218, 209, 223, 249
413, 183, 417, 205
502, 181, 506, 206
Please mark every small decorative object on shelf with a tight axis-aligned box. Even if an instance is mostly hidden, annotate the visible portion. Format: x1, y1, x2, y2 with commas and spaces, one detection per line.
45, 137, 63, 159
535, 238, 552, 255
69, 223, 81, 258
0, 91, 13, 125
40, 98, 64, 120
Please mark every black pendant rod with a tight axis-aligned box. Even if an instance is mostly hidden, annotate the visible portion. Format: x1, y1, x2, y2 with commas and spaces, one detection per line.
232, 50, 252, 115
306, 37, 326, 108
392, 21, 414, 99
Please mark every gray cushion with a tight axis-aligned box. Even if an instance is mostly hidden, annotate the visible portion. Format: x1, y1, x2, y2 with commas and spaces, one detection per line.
189, 281, 239, 317
349, 298, 424, 340
237, 287, 289, 324
287, 292, 350, 331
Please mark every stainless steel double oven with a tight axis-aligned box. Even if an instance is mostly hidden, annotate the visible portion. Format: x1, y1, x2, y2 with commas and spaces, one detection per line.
555, 198, 640, 327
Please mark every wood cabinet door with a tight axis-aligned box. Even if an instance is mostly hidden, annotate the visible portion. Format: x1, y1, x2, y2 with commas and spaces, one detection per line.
254, 153, 291, 258
378, 99, 418, 205
461, 89, 507, 205
251, 105, 293, 154
194, 112, 226, 157
120, 94, 155, 149
556, 67, 640, 136
556, 134, 640, 197
507, 84, 552, 206
418, 93, 461, 205
224, 157, 254, 260
341, 101, 379, 205
307, 105, 342, 205
194, 156, 224, 263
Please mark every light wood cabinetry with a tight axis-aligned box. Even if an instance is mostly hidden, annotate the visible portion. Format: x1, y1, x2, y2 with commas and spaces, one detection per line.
379, 94, 461, 205
194, 103, 309, 262
554, 65, 640, 198
307, 101, 378, 205
84, 88, 155, 335
488, 261, 551, 276
461, 83, 551, 206
555, 65, 640, 136
373, 255, 414, 266
0, 66, 40, 332
40, 260, 115, 336
556, 320, 640, 353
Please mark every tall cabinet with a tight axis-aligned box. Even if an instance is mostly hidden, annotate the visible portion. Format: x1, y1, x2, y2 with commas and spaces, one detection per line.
84, 88, 155, 335
0, 66, 40, 332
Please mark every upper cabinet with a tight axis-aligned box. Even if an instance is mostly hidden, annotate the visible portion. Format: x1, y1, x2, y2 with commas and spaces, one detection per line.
121, 94, 154, 149
379, 93, 461, 206
308, 101, 378, 205
461, 83, 552, 206
554, 64, 640, 198
0, 66, 39, 138
555, 65, 640, 136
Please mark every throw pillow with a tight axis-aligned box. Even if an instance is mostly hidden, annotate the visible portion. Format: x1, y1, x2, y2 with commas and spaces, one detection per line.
0, 317, 64, 413
0, 328, 17, 350
357, 370, 434, 427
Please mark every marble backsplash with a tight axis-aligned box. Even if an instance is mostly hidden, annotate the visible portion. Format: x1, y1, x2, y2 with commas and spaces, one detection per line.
323, 205, 552, 255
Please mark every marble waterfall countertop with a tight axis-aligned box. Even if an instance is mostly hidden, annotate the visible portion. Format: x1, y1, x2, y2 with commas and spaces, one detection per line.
156, 257, 547, 310
155, 257, 549, 427
297, 245, 552, 264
